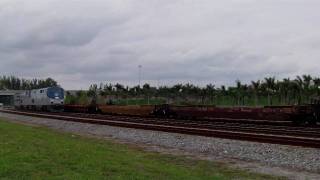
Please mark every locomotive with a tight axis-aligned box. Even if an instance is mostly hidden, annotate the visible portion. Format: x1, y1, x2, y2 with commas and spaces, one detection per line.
14, 86, 319, 125
14, 86, 65, 111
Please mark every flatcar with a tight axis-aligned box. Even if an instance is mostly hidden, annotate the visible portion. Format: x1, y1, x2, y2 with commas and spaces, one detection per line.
64, 97, 320, 125
64, 104, 90, 113
99, 105, 154, 116
152, 104, 320, 124
152, 105, 292, 120
14, 86, 65, 112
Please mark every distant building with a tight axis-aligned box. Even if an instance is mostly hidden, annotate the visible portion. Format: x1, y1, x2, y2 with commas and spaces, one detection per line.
0, 90, 25, 107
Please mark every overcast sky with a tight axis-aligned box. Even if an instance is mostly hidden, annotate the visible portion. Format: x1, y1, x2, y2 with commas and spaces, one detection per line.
1, 0, 320, 89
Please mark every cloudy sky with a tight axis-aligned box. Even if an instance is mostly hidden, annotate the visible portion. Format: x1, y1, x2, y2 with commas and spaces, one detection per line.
1, 0, 320, 89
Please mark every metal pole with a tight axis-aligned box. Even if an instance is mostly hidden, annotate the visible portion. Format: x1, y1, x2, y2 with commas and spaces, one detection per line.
138, 65, 142, 87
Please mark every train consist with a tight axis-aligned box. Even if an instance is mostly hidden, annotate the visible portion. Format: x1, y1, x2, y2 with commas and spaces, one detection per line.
14, 87, 65, 111
64, 100, 320, 125
11, 86, 320, 124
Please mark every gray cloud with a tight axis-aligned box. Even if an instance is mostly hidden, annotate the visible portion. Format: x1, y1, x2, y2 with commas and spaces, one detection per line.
1, 0, 320, 89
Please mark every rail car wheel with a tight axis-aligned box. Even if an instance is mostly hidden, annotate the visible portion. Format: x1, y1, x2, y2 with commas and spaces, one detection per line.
88, 105, 98, 114
291, 115, 304, 126
308, 121, 317, 126
41, 106, 48, 111
306, 114, 317, 126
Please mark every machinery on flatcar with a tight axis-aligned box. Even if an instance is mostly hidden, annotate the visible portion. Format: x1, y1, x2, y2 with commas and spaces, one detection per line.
152, 104, 293, 121
14, 87, 64, 112
98, 105, 154, 116
63, 103, 319, 125
63, 95, 320, 125
290, 97, 320, 125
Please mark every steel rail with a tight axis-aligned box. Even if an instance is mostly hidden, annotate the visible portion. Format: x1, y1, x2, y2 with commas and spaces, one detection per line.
47, 112, 320, 138
1, 109, 320, 148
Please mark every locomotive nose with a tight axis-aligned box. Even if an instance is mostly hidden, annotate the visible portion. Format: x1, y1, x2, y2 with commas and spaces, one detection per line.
51, 98, 63, 105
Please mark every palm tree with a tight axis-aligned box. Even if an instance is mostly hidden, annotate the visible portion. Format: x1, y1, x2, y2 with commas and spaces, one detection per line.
302, 75, 312, 89
235, 80, 242, 105
280, 78, 291, 104
295, 76, 304, 104
142, 83, 151, 105
114, 83, 126, 103
241, 84, 249, 105
313, 78, 320, 96
289, 80, 300, 105
264, 77, 275, 105
172, 84, 183, 104
87, 84, 98, 105
181, 83, 194, 103
220, 85, 227, 105
302, 74, 312, 102
251, 80, 260, 106
206, 84, 215, 105
274, 80, 282, 105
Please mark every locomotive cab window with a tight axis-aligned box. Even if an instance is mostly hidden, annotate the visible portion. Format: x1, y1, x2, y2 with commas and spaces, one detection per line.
47, 87, 64, 99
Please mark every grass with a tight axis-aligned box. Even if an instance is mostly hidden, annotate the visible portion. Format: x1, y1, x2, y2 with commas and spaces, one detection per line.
0, 119, 285, 180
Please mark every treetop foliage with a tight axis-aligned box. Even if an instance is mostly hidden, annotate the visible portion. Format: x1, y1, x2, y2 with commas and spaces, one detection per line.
0, 76, 58, 90
82, 74, 320, 106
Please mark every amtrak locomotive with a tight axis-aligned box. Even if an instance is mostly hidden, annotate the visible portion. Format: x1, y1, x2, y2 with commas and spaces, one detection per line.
14, 87, 64, 111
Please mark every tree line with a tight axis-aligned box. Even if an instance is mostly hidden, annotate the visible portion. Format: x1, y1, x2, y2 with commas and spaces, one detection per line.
66, 74, 320, 106
0, 76, 58, 90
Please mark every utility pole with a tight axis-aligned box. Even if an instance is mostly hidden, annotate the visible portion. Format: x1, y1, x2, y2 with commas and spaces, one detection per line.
138, 65, 142, 88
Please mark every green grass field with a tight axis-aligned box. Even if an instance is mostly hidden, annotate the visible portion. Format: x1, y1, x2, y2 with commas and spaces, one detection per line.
0, 119, 284, 180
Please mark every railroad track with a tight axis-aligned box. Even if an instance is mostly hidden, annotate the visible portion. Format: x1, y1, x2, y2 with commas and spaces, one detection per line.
52, 112, 320, 138
1, 109, 320, 148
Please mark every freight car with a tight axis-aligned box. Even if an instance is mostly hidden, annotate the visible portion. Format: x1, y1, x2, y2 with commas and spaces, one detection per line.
152, 104, 320, 124
14, 87, 65, 112
64, 104, 90, 113
176, 103, 315, 124
289, 99, 320, 125
98, 105, 155, 117
152, 105, 292, 120
64, 99, 320, 125
64, 104, 154, 116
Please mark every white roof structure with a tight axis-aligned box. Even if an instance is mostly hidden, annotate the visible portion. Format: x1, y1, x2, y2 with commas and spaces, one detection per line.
0, 90, 25, 96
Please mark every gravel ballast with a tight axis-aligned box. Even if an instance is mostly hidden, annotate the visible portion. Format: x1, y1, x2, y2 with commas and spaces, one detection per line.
1, 112, 320, 179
